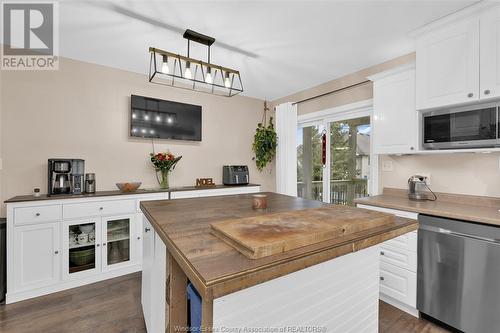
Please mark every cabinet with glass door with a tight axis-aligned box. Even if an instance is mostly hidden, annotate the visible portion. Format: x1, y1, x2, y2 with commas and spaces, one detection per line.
62, 219, 101, 279
102, 214, 137, 271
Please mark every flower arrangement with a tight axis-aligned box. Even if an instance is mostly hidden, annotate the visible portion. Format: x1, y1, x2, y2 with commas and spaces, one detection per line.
150, 152, 182, 188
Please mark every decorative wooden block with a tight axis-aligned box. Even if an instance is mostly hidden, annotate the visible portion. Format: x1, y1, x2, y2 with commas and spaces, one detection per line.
196, 178, 216, 188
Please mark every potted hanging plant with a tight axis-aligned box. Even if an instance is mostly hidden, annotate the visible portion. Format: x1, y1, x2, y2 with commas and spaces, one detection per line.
150, 152, 182, 189
252, 102, 278, 171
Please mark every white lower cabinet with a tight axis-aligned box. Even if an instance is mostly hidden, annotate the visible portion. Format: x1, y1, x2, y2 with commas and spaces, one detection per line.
380, 261, 417, 308
141, 217, 168, 333
357, 204, 419, 317
61, 214, 138, 281
62, 219, 102, 280
6, 186, 259, 304
141, 218, 154, 332
13, 223, 60, 291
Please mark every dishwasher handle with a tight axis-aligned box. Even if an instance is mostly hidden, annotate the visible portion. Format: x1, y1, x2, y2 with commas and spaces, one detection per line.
420, 225, 500, 245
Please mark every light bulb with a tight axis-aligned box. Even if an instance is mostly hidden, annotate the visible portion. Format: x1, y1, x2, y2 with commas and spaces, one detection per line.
132, 128, 137, 133
184, 61, 192, 79
224, 72, 231, 88
144, 114, 149, 121
132, 113, 137, 119
161, 55, 169, 74
155, 115, 161, 122
205, 67, 213, 84
150, 129, 155, 134
141, 129, 146, 134
167, 117, 173, 124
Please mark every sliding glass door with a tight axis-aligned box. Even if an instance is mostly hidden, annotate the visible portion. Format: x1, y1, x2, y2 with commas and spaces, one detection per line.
297, 115, 371, 206
297, 124, 326, 201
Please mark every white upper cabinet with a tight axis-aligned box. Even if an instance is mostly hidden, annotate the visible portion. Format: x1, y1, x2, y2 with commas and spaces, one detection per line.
480, 6, 500, 100
370, 65, 418, 154
416, 17, 480, 110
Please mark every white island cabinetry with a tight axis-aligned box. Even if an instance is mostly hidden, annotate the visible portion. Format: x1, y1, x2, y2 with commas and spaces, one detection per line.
357, 204, 419, 317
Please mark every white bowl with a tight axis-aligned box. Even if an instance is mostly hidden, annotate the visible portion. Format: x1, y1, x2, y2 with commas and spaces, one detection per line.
79, 224, 94, 234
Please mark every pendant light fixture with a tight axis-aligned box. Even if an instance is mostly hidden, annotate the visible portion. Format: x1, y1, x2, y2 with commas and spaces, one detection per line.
149, 29, 243, 97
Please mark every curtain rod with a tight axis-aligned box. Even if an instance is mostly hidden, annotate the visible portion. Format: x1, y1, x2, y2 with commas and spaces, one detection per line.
292, 80, 371, 105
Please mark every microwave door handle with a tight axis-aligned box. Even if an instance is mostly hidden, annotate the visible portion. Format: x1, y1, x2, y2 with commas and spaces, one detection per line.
235, 174, 239, 183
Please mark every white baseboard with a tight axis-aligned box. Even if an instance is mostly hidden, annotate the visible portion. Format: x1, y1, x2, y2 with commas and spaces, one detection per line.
380, 293, 419, 318
6, 264, 141, 304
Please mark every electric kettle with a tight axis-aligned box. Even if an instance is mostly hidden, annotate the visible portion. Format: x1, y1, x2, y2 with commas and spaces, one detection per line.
408, 175, 436, 201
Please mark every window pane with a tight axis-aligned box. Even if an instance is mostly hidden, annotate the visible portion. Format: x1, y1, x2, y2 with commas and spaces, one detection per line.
297, 124, 325, 201
330, 117, 370, 206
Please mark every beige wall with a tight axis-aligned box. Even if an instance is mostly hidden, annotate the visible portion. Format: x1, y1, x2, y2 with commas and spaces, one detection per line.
379, 153, 500, 197
0, 57, 275, 216
271, 53, 415, 115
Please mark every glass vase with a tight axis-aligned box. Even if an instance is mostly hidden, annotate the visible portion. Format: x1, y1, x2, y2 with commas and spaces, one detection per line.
159, 169, 170, 189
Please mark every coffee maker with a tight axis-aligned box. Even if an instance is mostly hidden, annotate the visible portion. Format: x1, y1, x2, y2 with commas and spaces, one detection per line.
48, 159, 85, 196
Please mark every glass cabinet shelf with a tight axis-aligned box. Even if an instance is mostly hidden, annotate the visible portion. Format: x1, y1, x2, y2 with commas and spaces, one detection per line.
105, 218, 131, 266
69, 242, 95, 250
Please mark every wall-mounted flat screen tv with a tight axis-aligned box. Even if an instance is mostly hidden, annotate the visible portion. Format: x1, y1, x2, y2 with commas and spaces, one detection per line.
130, 95, 202, 141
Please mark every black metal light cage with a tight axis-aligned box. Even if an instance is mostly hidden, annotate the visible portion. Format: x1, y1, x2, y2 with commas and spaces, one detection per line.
148, 44, 244, 97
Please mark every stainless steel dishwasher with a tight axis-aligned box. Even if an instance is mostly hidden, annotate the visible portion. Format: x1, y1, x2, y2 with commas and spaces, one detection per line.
418, 214, 500, 333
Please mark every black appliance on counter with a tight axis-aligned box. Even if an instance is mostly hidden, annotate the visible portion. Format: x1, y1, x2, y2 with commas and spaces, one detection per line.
48, 159, 85, 196
223, 165, 249, 185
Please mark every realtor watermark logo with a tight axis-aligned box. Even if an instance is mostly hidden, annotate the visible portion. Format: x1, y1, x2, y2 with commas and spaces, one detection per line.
1, 1, 59, 70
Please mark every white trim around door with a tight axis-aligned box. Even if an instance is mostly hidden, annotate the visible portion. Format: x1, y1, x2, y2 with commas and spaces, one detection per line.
296, 99, 379, 197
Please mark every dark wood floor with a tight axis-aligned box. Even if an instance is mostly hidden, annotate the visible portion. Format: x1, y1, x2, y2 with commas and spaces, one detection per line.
0, 273, 450, 333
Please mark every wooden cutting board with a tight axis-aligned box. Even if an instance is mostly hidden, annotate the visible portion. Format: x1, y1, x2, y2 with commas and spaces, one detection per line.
210, 205, 395, 259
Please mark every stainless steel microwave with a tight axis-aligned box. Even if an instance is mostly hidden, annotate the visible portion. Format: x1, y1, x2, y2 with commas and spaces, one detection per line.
422, 102, 500, 150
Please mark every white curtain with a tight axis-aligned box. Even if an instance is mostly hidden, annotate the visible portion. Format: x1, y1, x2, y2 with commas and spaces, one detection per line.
275, 102, 297, 196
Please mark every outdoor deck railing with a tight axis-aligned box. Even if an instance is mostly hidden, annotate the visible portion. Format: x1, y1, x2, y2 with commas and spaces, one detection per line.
297, 179, 368, 206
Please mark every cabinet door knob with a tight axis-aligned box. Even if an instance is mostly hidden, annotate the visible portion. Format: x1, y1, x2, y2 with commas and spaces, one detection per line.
380, 276, 385, 281
145, 227, 151, 232
137, 236, 141, 240
380, 251, 385, 256
103, 243, 106, 246
35, 213, 40, 217
467, 93, 474, 98
96, 244, 100, 247
485, 89, 491, 95
99, 207, 104, 211
410, 147, 414, 151
54, 250, 59, 254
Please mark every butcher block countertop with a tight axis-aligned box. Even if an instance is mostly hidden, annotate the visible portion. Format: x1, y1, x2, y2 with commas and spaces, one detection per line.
140, 192, 417, 299
354, 188, 500, 227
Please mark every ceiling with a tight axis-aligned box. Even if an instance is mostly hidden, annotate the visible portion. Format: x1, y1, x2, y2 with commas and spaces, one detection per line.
59, 0, 476, 101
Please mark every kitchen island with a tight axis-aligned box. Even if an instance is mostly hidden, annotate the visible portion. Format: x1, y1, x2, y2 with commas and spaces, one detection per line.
140, 192, 417, 332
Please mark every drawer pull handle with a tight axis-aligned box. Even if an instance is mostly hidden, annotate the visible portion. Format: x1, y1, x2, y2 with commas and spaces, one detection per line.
467, 92, 474, 98
485, 89, 491, 95
380, 251, 385, 256
99, 207, 104, 211
35, 213, 40, 217
380, 276, 385, 281
54, 250, 59, 254
103, 243, 106, 246
145, 228, 151, 232
96, 244, 100, 247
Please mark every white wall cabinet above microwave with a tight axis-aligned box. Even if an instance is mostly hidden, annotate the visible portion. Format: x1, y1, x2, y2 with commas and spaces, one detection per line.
480, 7, 500, 100
416, 4, 500, 110
416, 18, 479, 110
369, 65, 418, 155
